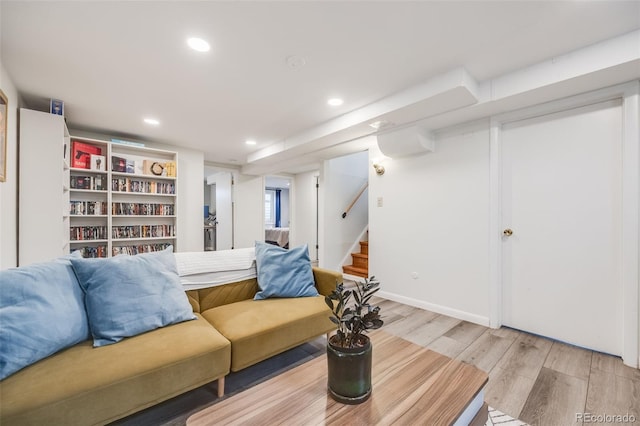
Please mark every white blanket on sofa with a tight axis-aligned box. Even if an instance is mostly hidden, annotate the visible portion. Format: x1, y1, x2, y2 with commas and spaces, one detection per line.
174, 248, 256, 291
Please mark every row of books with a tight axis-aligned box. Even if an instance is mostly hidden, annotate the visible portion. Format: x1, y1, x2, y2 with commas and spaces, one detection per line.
71, 245, 108, 258
70, 201, 107, 216
70, 175, 105, 191
112, 225, 175, 239
112, 243, 172, 256
111, 178, 176, 194
70, 226, 108, 241
112, 202, 175, 216
71, 243, 172, 258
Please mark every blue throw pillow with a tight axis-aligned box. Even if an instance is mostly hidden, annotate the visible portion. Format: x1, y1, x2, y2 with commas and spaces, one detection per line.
254, 241, 318, 300
0, 252, 90, 379
70, 246, 195, 347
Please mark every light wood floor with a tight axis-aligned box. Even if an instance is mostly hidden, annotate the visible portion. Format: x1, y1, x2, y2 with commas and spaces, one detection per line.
372, 296, 640, 425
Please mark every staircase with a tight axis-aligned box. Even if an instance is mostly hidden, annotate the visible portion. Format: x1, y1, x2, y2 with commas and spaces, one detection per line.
342, 241, 368, 278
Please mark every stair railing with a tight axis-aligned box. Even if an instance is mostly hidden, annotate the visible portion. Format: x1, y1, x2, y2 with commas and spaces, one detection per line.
341, 182, 368, 218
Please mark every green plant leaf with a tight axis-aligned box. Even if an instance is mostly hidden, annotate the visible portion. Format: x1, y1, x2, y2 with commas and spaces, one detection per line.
324, 276, 384, 348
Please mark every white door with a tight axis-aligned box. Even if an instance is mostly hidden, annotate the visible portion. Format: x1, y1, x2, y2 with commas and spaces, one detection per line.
207, 172, 233, 250
501, 100, 623, 355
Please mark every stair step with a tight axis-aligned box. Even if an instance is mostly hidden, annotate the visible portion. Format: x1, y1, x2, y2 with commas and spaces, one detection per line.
359, 241, 368, 255
342, 265, 368, 278
351, 252, 368, 269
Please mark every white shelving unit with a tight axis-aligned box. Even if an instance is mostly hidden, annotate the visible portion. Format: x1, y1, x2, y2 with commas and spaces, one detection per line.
70, 137, 178, 258
18, 108, 179, 262
68, 136, 110, 258
19, 109, 70, 266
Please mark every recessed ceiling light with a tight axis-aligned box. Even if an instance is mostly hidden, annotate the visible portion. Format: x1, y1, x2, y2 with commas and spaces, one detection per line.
245, 140, 257, 145
187, 37, 210, 52
144, 118, 160, 125
327, 98, 344, 106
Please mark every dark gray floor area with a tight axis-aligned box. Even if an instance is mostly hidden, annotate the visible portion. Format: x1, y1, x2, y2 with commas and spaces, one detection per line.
110, 339, 325, 426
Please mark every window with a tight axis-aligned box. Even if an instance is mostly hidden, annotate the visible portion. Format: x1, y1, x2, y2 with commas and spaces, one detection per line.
265, 190, 275, 228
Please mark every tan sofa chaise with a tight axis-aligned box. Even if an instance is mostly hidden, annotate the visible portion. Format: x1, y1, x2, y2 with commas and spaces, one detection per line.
0, 267, 340, 426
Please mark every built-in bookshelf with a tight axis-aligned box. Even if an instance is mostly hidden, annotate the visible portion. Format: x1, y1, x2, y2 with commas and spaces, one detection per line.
18, 108, 180, 265
67, 137, 178, 258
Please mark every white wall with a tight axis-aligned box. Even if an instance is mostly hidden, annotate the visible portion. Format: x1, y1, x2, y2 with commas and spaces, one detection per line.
204, 183, 212, 214
171, 147, 204, 252
0, 63, 20, 269
292, 171, 318, 260
320, 150, 369, 271
233, 174, 264, 249
370, 121, 491, 324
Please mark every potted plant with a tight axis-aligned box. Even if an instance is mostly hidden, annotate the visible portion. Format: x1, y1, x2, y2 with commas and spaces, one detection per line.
325, 276, 384, 404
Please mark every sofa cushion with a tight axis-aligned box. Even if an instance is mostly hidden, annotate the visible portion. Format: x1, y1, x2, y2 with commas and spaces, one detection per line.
0, 314, 230, 425
202, 296, 334, 371
70, 246, 195, 347
254, 241, 318, 300
0, 253, 90, 380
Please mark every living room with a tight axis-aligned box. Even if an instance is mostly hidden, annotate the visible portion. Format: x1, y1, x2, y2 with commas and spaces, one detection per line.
1, 1, 639, 425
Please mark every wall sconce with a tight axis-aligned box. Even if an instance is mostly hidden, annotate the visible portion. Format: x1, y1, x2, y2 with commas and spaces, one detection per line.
373, 163, 385, 176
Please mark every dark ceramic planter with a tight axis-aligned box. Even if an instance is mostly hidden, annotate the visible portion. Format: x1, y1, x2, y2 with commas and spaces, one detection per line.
326, 335, 372, 404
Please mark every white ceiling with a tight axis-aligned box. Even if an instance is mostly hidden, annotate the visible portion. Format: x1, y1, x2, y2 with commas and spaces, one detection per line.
2, 1, 639, 173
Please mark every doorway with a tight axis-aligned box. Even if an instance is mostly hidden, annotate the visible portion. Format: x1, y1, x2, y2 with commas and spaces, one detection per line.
264, 176, 291, 249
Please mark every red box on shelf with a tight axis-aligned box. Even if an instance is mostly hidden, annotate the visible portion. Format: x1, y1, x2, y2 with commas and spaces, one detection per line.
72, 141, 102, 169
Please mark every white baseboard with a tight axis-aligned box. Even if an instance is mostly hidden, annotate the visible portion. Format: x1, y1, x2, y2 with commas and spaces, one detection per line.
377, 290, 491, 327
342, 273, 366, 283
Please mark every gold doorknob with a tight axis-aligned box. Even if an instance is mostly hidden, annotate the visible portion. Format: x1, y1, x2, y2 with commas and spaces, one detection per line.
503, 228, 513, 236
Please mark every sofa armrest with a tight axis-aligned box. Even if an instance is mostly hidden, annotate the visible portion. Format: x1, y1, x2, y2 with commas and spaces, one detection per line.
312, 267, 342, 296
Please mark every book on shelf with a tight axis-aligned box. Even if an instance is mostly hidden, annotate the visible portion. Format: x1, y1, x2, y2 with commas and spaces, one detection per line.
72, 245, 108, 258
70, 201, 107, 215
112, 155, 127, 172
112, 224, 175, 239
111, 177, 175, 194
70, 226, 108, 241
72, 141, 102, 169
165, 161, 176, 177
70, 175, 104, 191
112, 243, 171, 256
142, 160, 177, 177
112, 202, 175, 216
126, 160, 135, 174
90, 154, 106, 171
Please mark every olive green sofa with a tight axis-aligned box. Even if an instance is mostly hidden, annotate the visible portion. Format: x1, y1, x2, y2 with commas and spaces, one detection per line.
0, 267, 340, 426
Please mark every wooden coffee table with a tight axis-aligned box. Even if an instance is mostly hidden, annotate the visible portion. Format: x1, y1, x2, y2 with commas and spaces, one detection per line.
187, 330, 488, 425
